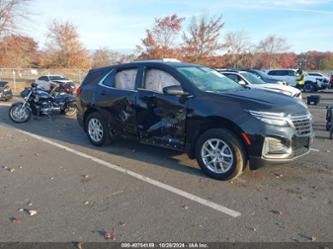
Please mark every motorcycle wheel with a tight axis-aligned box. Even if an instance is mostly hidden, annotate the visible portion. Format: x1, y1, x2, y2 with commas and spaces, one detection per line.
64, 103, 77, 116
9, 103, 31, 123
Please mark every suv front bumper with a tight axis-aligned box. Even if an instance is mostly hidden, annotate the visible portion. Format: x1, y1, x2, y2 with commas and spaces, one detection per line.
249, 134, 313, 169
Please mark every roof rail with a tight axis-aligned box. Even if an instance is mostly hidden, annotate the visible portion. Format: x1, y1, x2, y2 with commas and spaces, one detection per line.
132, 58, 182, 63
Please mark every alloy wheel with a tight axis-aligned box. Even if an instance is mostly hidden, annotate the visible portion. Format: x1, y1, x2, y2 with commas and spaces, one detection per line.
88, 118, 104, 143
201, 138, 234, 174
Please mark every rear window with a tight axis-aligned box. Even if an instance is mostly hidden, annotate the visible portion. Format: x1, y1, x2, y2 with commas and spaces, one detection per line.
268, 70, 289, 76
268, 71, 277, 76
0, 81, 8, 87
309, 73, 321, 77
81, 68, 110, 85
49, 76, 66, 81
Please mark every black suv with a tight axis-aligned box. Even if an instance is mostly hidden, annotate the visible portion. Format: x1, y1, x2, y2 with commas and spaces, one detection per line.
77, 61, 313, 180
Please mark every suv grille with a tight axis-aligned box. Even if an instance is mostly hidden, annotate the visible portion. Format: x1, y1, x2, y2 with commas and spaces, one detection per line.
291, 115, 312, 136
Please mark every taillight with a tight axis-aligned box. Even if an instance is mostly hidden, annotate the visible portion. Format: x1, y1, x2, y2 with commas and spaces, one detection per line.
76, 86, 81, 96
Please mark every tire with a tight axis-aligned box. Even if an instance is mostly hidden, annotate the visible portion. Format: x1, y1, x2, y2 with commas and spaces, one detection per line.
9, 103, 31, 123
303, 82, 315, 93
195, 128, 246, 180
85, 112, 111, 146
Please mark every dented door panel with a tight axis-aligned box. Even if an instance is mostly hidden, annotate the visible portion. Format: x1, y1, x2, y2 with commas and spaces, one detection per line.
95, 85, 137, 137
137, 89, 186, 150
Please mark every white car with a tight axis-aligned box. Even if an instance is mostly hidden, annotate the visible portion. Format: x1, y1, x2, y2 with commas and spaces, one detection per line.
266, 69, 330, 92
35, 75, 73, 91
219, 70, 302, 99
306, 72, 330, 83
265, 69, 299, 86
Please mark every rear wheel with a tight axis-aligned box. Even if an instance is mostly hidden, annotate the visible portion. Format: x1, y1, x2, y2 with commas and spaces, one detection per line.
85, 112, 111, 146
195, 129, 246, 180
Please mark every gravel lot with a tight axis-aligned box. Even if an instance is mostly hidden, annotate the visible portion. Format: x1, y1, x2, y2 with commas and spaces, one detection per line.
0, 91, 332, 242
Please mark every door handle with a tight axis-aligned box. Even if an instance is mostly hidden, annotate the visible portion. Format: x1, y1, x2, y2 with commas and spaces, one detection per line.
100, 91, 107, 96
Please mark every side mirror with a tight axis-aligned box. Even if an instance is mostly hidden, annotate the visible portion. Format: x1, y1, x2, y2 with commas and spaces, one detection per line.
163, 85, 189, 96
238, 80, 247, 85
31, 82, 38, 88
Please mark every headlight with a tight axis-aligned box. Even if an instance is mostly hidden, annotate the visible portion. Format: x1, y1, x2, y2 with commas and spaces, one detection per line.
248, 110, 290, 126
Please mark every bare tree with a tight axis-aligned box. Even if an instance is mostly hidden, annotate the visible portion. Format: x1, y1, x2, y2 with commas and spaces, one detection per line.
182, 15, 224, 64
223, 30, 252, 67
41, 20, 90, 69
0, 0, 30, 36
91, 47, 124, 68
257, 34, 289, 68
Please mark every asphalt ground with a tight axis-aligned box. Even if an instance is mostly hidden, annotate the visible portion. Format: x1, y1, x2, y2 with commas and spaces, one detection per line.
0, 91, 332, 242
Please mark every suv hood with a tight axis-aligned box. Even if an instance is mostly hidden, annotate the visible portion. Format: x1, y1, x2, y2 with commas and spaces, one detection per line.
207, 88, 308, 115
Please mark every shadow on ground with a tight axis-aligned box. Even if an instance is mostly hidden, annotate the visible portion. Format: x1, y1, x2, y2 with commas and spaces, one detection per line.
0, 105, 208, 179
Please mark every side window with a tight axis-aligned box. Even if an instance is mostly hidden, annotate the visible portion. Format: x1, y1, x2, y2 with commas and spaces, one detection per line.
225, 74, 239, 82
277, 70, 286, 76
82, 68, 110, 85
102, 71, 114, 87
288, 70, 296, 76
268, 71, 276, 76
144, 69, 180, 93
114, 68, 137, 90
39, 76, 48, 81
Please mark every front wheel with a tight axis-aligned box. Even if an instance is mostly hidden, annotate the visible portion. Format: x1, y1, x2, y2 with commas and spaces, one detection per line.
195, 129, 246, 180
9, 103, 31, 123
303, 82, 315, 93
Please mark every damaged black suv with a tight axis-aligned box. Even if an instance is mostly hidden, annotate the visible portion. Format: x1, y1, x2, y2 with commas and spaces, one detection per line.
77, 60, 313, 180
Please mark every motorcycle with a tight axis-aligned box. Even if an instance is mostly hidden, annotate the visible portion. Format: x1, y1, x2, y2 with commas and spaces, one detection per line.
50, 81, 76, 96
9, 83, 77, 123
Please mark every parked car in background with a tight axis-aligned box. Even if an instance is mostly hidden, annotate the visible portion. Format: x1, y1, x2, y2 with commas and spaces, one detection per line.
77, 60, 313, 180
306, 72, 329, 82
0, 80, 13, 101
217, 69, 302, 99
267, 69, 329, 92
328, 72, 333, 88
303, 72, 330, 92
240, 68, 287, 85
35, 75, 74, 92
266, 69, 299, 86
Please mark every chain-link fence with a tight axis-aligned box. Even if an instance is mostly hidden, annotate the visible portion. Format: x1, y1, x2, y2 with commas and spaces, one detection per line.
0, 68, 88, 93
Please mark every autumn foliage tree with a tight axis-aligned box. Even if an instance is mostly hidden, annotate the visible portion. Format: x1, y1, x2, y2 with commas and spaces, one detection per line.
0, 34, 38, 67
182, 15, 224, 64
40, 20, 90, 69
137, 14, 184, 59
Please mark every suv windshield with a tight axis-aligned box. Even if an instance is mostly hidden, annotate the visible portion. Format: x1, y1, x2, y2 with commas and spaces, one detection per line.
240, 72, 266, 85
177, 66, 242, 92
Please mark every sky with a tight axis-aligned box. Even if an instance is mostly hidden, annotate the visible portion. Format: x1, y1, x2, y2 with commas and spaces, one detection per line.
24, 0, 333, 54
